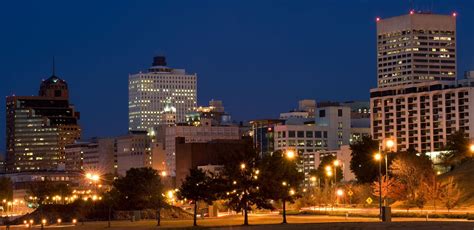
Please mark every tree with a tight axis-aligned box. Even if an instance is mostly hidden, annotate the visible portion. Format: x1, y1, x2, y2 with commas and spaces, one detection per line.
219, 145, 272, 225
439, 177, 461, 212
390, 151, 434, 210
27, 180, 72, 207
371, 175, 406, 204
350, 136, 380, 183
177, 168, 216, 226
422, 175, 443, 212
0, 177, 13, 202
259, 150, 304, 224
111, 167, 163, 225
442, 130, 471, 170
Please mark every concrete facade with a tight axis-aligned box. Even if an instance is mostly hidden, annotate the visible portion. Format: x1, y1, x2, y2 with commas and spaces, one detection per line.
370, 77, 474, 156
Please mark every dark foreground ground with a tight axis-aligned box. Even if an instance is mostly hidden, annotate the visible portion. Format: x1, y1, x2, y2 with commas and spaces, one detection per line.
2, 214, 474, 229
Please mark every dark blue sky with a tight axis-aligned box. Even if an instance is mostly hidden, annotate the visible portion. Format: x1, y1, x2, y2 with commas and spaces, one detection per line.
1, 0, 474, 154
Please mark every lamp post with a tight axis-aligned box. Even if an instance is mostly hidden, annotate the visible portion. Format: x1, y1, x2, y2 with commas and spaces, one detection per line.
381, 139, 394, 207
281, 150, 295, 224
374, 152, 382, 221
333, 160, 340, 185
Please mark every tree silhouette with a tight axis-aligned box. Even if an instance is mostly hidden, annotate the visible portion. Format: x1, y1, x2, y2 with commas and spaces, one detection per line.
177, 168, 216, 226
349, 136, 379, 183
259, 150, 304, 224
218, 145, 272, 225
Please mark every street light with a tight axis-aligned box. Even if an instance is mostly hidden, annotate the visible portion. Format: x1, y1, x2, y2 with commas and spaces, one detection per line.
333, 160, 340, 184
289, 189, 295, 196
240, 163, 246, 170
286, 150, 295, 159
470, 144, 474, 153
385, 139, 395, 149
326, 170, 333, 177
161, 171, 167, 177
374, 152, 382, 221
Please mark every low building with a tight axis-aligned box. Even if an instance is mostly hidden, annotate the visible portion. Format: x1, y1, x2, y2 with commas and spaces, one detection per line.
165, 121, 240, 176
186, 100, 232, 126
2, 171, 84, 214
65, 142, 88, 172
175, 137, 251, 186
116, 131, 154, 176
249, 119, 284, 157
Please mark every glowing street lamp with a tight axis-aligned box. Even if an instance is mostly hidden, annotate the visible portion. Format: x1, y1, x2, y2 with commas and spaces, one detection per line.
286, 150, 295, 159
289, 189, 295, 196
86, 173, 100, 182
385, 139, 395, 149
469, 144, 474, 153
374, 153, 382, 161
240, 163, 246, 170
325, 166, 332, 172
336, 189, 344, 197
326, 170, 333, 177
167, 190, 174, 199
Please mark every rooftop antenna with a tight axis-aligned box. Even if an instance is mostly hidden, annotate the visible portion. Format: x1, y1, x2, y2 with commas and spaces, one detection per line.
52, 56, 56, 76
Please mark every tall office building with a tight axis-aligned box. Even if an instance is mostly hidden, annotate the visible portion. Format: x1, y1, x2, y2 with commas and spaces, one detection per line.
377, 12, 456, 88
128, 56, 197, 131
6, 75, 81, 172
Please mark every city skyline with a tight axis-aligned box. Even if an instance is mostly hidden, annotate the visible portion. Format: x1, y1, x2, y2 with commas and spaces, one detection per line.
2, 1, 474, 154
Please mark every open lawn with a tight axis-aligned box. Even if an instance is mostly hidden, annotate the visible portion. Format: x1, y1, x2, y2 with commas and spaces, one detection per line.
4, 214, 474, 230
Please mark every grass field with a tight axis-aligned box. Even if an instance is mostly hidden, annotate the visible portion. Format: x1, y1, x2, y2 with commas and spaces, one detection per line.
5, 214, 474, 230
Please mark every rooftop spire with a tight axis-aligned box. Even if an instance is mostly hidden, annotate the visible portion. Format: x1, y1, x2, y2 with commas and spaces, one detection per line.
52, 56, 56, 76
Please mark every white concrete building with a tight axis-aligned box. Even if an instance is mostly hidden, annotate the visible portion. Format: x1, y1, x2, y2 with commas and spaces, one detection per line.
274, 105, 351, 186
116, 131, 154, 175
376, 12, 456, 88
129, 56, 197, 131
315, 106, 352, 150
370, 74, 474, 157
165, 121, 240, 176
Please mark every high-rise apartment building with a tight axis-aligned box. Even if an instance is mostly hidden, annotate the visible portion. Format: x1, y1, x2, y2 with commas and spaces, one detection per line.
6, 75, 81, 172
128, 56, 197, 131
377, 12, 456, 88
370, 76, 474, 156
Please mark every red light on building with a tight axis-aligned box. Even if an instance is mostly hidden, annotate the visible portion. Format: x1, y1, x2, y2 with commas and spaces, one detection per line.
452, 12, 457, 17
376, 17, 381, 22
409, 10, 415, 15
267, 127, 272, 132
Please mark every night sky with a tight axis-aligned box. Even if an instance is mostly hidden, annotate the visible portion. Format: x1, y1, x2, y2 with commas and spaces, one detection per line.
1, 0, 474, 155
